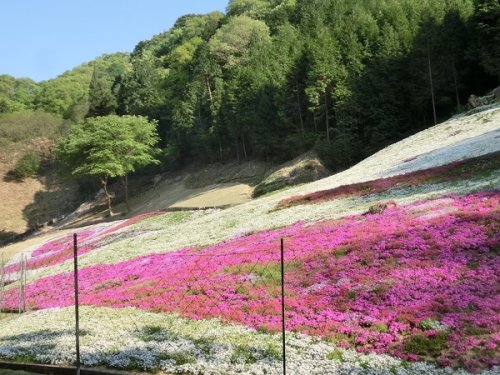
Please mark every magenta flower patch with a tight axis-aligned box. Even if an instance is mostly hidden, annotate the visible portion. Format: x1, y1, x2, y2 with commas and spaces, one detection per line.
3, 192, 499, 371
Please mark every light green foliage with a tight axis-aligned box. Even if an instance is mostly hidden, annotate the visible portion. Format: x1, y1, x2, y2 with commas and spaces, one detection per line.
34, 66, 92, 116
56, 115, 159, 178
227, 0, 271, 19
33, 53, 129, 117
327, 348, 344, 362
208, 16, 270, 68
372, 323, 389, 333
169, 37, 204, 67
0, 75, 39, 113
55, 115, 159, 213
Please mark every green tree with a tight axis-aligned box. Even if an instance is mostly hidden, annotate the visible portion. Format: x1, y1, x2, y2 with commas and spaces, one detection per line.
470, 0, 500, 81
0, 75, 39, 113
208, 15, 270, 69
305, 28, 348, 143
55, 115, 159, 215
117, 51, 166, 118
33, 53, 129, 117
226, 0, 271, 19
87, 67, 118, 117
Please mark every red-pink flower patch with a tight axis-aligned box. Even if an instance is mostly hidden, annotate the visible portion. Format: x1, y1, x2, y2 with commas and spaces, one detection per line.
275, 152, 500, 210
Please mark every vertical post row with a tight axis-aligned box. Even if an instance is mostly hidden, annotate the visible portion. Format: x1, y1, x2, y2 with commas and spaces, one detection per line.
23, 255, 27, 311
21, 254, 27, 312
18, 255, 26, 314
280, 238, 286, 375
0, 253, 4, 313
73, 233, 81, 375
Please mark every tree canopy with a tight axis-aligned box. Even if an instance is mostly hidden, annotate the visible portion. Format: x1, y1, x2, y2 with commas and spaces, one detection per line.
2, 0, 498, 174
55, 115, 159, 215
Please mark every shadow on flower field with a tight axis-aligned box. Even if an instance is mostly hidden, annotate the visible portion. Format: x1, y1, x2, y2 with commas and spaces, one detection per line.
0, 328, 73, 343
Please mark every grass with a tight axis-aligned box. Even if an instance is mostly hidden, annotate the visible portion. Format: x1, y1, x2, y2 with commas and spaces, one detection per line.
224, 260, 303, 289
404, 332, 449, 357
372, 323, 389, 333
127, 211, 192, 231
327, 349, 344, 362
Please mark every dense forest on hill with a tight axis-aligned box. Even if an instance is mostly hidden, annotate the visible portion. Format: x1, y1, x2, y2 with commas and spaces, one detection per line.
1, 0, 498, 173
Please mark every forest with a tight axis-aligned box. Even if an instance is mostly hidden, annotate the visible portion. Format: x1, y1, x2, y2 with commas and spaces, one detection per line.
1, 0, 498, 173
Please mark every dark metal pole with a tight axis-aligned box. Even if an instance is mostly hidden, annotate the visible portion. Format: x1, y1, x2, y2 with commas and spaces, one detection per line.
73, 234, 81, 375
280, 238, 286, 375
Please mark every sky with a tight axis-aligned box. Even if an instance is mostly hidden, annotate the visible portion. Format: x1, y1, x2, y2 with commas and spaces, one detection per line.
0, 0, 229, 82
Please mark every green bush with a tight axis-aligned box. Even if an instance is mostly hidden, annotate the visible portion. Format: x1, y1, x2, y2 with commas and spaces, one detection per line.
314, 130, 363, 171
0, 110, 63, 143
403, 332, 448, 357
10, 151, 41, 179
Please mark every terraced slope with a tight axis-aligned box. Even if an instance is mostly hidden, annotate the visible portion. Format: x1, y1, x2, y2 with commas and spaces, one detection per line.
0, 107, 499, 374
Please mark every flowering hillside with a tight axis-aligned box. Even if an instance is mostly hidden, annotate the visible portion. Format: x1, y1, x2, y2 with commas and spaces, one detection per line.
0, 108, 499, 374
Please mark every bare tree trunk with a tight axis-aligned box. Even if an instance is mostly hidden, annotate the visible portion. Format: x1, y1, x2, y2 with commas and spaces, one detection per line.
206, 77, 213, 102
235, 138, 240, 162
219, 138, 223, 162
18, 255, 26, 314
18, 262, 22, 314
451, 57, 460, 109
427, 39, 437, 125
22, 255, 27, 312
101, 176, 113, 216
0, 253, 4, 313
296, 83, 305, 138
242, 134, 247, 160
123, 174, 130, 213
197, 106, 202, 127
324, 90, 330, 143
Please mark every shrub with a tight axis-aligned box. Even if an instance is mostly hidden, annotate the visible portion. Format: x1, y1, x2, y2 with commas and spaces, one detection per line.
403, 332, 448, 357
314, 130, 362, 171
0, 110, 62, 143
10, 151, 41, 180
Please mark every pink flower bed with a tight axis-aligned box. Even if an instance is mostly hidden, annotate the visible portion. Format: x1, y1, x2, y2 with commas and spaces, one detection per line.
4, 211, 165, 273
4, 193, 499, 370
276, 152, 500, 210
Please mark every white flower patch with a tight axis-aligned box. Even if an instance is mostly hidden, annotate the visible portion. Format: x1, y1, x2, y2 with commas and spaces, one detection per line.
0, 307, 498, 375
5, 108, 500, 283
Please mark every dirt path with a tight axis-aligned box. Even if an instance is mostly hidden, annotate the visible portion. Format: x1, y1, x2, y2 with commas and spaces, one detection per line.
0, 181, 253, 262
133, 181, 253, 213
0, 166, 44, 236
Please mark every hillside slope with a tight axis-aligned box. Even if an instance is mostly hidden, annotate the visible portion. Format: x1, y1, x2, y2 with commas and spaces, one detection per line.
0, 107, 499, 374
